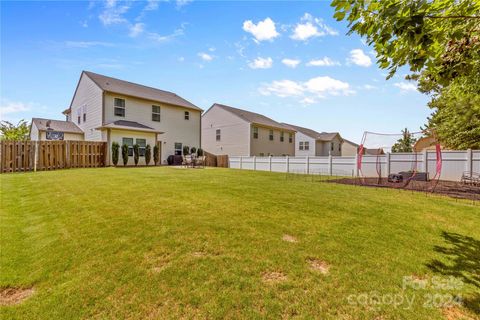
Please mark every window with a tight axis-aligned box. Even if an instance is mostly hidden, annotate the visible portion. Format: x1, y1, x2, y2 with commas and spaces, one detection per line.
269, 130, 274, 141
152, 105, 161, 122
304, 141, 310, 151
253, 127, 258, 139
114, 98, 125, 117
280, 131, 284, 142
77, 108, 81, 124
331, 143, 334, 151
82, 105, 87, 122
339, 143, 341, 152
122, 138, 134, 156
136, 139, 146, 156
289, 133, 293, 143
77, 116, 81, 124
299, 142, 304, 150
174, 142, 182, 155
216, 129, 221, 141
184, 111, 190, 120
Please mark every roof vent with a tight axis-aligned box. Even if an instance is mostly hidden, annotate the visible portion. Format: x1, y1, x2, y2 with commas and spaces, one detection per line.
46, 120, 51, 128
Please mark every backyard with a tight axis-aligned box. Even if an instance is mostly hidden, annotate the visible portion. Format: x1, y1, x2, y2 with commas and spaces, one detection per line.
1, 167, 479, 319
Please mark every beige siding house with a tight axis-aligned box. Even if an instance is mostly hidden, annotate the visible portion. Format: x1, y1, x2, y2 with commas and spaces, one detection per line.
30, 71, 202, 165
30, 118, 84, 141
282, 123, 343, 156
342, 139, 360, 156
202, 103, 295, 156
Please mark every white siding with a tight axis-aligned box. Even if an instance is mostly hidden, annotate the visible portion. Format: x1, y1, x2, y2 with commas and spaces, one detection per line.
294, 131, 316, 157
201, 105, 250, 156
29, 122, 39, 141
70, 73, 103, 141
104, 93, 200, 164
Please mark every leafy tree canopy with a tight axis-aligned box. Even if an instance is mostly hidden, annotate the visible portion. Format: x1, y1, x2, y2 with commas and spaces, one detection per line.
0, 120, 30, 141
392, 128, 417, 152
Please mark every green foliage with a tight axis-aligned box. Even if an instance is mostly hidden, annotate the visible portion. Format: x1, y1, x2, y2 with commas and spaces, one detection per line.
111, 142, 120, 166
197, 148, 204, 156
331, 0, 480, 149
133, 144, 140, 166
0, 120, 30, 141
153, 144, 160, 165
190, 147, 197, 155
145, 144, 151, 166
121, 144, 129, 166
183, 145, 190, 155
392, 128, 417, 152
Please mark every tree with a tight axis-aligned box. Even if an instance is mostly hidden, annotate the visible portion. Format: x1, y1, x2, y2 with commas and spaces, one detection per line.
392, 128, 417, 152
145, 144, 151, 166
190, 147, 197, 155
111, 142, 120, 166
133, 144, 140, 166
197, 148, 204, 156
121, 144, 129, 166
183, 145, 190, 155
0, 120, 29, 141
153, 144, 160, 165
331, 0, 480, 149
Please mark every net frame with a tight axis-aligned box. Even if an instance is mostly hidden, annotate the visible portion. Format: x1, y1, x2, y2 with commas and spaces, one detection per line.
357, 129, 442, 191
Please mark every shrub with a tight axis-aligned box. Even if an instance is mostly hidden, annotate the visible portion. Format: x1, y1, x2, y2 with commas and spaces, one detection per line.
133, 144, 140, 166
153, 145, 160, 165
197, 148, 204, 156
145, 144, 151, 166
121, 144, 129, 166
111, 142, 120, 166
183, 145, 190, 155
190, 147, 197, 155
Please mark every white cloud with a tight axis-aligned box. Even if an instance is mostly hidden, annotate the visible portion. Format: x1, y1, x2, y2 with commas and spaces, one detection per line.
198, 52, 213, 61
145, 0, 159, 11
259, 76, 353, 101
129, 23, 145, 37
176, 0, 192, 7
291, 13, 338, 41
64, 41, 114, 48
0, 100, 31, 115
248, 57, 273, 69
99, 0, 131, 26
178, 56, 185, 62
363, 84, 377, 90
394, 82, 417, 92
242, 18, 279, 42
259, 80, 304, 97
306, 57, 340, 67
281, 58, 300, 68
148, 24, 185, 42
348, 49, 372, 67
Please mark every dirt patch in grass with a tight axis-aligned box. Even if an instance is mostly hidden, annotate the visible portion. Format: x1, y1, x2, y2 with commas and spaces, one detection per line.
442, 306, 476, 320
0, 287, 35, 306
282, 234, 298, 243
262, 271, 287, 283
308, 259, 330, 274
191, 251, 206, 257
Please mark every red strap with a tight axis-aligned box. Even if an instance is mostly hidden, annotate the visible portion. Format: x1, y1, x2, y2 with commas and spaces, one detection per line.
436, 144, 442, 174
357, 145, 364, 170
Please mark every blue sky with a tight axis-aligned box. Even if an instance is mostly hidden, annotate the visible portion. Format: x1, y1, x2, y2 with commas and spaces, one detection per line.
1, 0, 431, 143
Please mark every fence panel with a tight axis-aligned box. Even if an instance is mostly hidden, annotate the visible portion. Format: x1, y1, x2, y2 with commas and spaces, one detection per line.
0, 140, 107, 174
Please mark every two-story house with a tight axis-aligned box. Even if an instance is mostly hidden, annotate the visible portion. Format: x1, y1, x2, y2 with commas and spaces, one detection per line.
281, 123, 343, 156
29, 71, 202, 165
201, 103, 295, 156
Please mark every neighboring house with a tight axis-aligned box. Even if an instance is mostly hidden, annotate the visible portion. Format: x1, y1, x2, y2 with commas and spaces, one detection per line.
30, 118, 84, 141
30, 71, 202, 165
281, 123, 343, 156
413, 136, 444, 152
201, 103, 295, 156
342, 139, 360, 156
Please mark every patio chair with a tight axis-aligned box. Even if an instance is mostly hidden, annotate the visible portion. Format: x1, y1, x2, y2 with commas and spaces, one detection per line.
461, 171, 480, 186
195, 155, 206, 168
182, 155, 192, 168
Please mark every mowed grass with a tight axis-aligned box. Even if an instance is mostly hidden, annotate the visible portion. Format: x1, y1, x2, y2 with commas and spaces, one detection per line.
1, 167, 479, 319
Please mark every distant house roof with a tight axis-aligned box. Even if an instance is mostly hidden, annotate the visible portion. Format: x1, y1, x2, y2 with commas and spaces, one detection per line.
79, 71, 202, 111
282, 123, 341, 141
342, 138, 359, 147
31, 118, 84, 134
210, 103, 295, 132
96, 120, 164, 134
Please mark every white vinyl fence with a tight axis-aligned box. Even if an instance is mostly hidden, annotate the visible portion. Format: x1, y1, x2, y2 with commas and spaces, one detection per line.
229, 150, 480, 182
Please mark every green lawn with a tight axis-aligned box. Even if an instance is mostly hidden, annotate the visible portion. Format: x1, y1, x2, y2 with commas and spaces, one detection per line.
1, 167, 479, 319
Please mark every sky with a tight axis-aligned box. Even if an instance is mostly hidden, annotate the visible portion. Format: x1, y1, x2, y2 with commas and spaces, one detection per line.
0, 0, 432, 143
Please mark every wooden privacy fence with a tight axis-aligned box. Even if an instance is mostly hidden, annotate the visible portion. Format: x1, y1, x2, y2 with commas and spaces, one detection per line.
1, 141, 107, 173
204, 151, 229, 168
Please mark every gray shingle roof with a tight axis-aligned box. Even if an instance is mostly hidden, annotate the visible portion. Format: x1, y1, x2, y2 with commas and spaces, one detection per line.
282, 123, 341, 141
97, 120, 164, 133
212, 103, 295, 131
32, 118, 84, 134
83, 71, 202, 111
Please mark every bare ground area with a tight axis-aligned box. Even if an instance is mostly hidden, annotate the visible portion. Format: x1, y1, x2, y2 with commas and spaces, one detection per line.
329, 178, 480, 201
0, 287, 35, 306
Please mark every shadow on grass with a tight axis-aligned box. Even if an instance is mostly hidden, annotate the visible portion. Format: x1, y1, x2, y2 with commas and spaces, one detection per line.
426, 231, 480, 315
